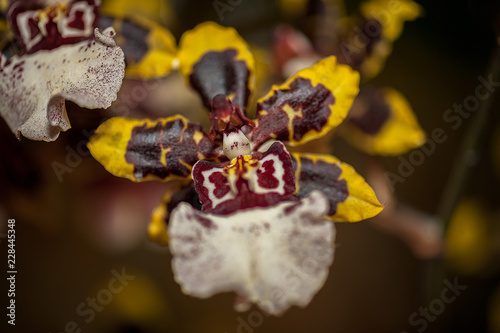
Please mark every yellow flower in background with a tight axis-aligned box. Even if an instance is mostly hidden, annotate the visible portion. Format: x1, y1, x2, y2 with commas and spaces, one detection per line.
274, 0, 426, 156
446, 198, 500, 277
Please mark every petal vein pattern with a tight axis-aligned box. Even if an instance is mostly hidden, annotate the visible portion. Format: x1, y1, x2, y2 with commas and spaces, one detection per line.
250, 56, 360, 148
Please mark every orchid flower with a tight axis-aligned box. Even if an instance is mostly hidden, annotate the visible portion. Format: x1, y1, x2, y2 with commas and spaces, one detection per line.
0, 0, 125, 141
88, 21, 383, 315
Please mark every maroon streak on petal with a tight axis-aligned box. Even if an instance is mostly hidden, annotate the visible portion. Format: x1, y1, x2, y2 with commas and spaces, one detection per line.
292, 155, 348, 216
189, 49, 252, 113
250, 77, 335, 147
125, 116, 223, 181
347, 87, 390, 135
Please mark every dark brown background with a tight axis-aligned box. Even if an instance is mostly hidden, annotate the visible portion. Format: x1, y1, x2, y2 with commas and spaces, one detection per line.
1, 0, 500, 332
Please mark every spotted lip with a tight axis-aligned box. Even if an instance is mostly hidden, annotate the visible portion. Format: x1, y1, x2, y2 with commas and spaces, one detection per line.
193, 141, 297, 215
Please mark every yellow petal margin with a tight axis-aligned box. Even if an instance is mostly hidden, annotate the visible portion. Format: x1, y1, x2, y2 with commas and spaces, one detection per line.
101, 1, 178, 79
177, 21, 255, 93
292, 153, 383, 222
149, 181, 189, 245
334, 157, 383, 222
256, 56, 360, 146
88, 115, 200, 182
100, 0, 176, 26
149, 197, 170, 245
88, 117, 143, 181
358, 0, 422, 79
341, 88, 425, 155
124, 18, 178, 79
360, 0, 422, 41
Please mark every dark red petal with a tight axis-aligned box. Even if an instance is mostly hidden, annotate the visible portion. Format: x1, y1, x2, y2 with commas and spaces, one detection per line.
189, 49, 252, 113
125, 116, 224, 181
250, 77, 335, 147
209, 94, 254, 140
8, 0, 99, 55
192, 142, 297, 215
292, 154, 348, 216
347, 87, 390, 135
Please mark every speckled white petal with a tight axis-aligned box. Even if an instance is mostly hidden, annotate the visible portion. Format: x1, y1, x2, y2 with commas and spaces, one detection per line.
0, 27, 125, 141
168, 190, 335, 316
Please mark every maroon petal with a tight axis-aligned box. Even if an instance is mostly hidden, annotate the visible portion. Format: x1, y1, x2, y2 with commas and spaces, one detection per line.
249, 57, 359, 148
124, 116, 225, 181
8, 0, 100, 55
189, 49, 252, 113
291, 154, 348, 216
192, 141, 297, 215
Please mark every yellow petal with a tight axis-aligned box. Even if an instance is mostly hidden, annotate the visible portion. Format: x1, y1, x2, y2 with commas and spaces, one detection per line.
124, 20, 178, 79
88, 115, 220, 182
251, 56, 360, 147
100, 0, 176, 26
148, 181, 194, 245
99, 14, 177, 79
359, 0, 422, 79
0, 0, 8, 13
445, 198, 491, 275
149, 199, 170, 245
177, 21, 255, 109
110, 273, 172, 323
341, 87, 425, 155
292, 153, 383, 222
88, 117, 147, 181
360, 0, 422, 41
